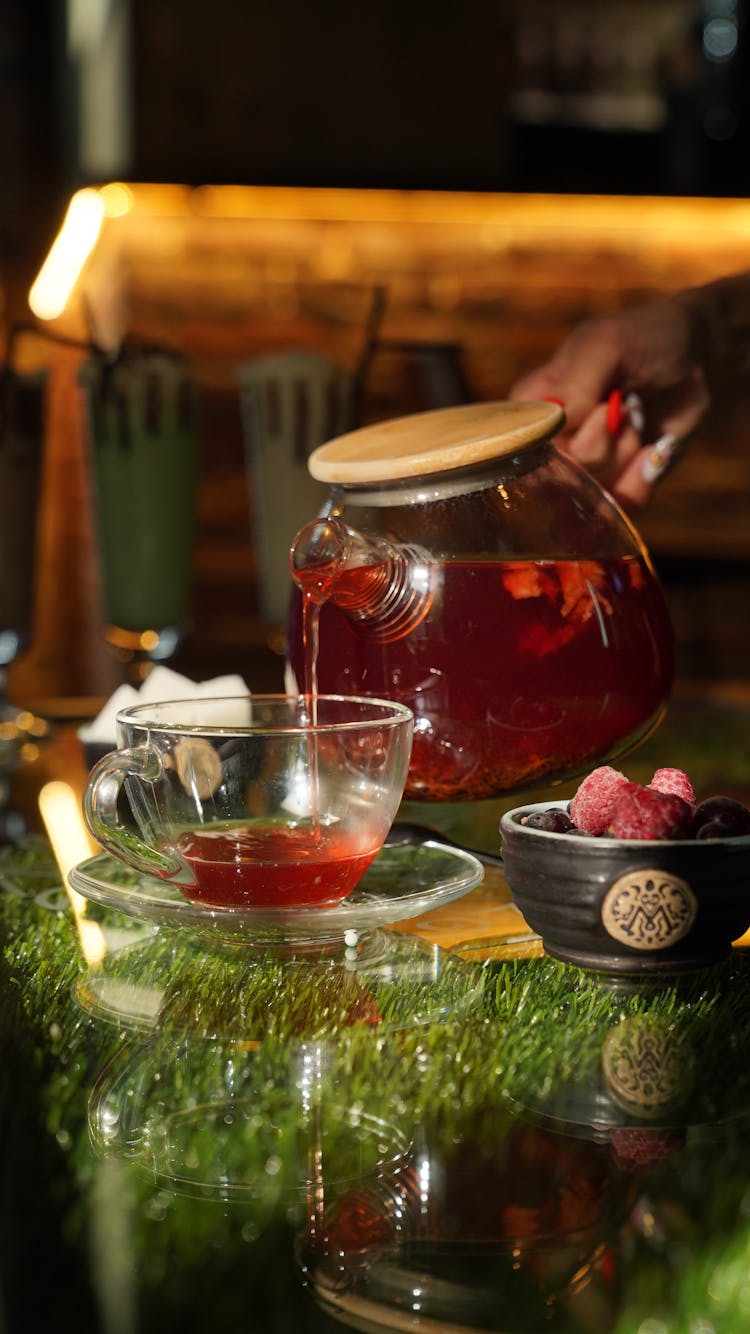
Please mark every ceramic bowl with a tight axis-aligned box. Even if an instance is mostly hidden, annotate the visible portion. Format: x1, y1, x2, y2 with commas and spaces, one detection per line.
499, 800, 750, 974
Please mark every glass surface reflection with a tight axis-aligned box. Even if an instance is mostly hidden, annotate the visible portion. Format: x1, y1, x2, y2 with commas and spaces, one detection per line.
81, 924, 482, 1207
296, 953, 750, 1332
5, 829, 750, 1331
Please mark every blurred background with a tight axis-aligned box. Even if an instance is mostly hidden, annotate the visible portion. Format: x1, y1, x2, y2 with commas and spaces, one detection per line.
5, 1, 750, 243
2, 0, 750, 712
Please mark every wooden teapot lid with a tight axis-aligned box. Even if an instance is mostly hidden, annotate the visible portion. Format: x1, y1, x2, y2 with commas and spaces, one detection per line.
308, 400, 565, 484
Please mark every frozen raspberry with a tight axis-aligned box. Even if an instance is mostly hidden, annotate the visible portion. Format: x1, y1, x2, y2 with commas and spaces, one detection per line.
521, 809, 576, 833
649, 767, 696, 806
607, 782, 694, 841
692, 795, 750, 839
569, 766, 629, 835
610, 1127, 685, 1170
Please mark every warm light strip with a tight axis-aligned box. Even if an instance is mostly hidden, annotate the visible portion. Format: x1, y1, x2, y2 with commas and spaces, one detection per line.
28, 187, 106, 321
38, 780, 106, 966
192, 183, 750, 240
28, 181, 750, 328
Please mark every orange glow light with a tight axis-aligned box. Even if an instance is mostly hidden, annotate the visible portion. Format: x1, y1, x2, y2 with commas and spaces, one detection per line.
28, 187, 106, 321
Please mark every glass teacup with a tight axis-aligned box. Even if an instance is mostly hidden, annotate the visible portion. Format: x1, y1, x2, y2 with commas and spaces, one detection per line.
82, 695, 413, 909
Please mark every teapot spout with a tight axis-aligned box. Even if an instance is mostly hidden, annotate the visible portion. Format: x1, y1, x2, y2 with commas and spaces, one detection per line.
289, 516, 435, 643
289, 516, 387, 607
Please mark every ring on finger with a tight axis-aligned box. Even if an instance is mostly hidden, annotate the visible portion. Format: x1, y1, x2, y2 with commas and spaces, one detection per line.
624, 392, 645, 434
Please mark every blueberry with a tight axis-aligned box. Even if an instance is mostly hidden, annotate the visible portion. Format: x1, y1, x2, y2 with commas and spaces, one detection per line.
522, 809, 577, 833
693, 796, 750, 838
696, 819, 737, 840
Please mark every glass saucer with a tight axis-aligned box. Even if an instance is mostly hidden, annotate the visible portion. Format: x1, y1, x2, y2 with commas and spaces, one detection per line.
68, 841, 484, 952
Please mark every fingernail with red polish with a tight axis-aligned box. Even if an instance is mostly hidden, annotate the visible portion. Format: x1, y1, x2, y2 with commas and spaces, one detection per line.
606, 389, 623, 435
542, 396, 566, 407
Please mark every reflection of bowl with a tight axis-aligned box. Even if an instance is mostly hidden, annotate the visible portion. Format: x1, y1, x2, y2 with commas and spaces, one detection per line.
505, 1013, 694, 1141
505, 987, 750, 1138
500, 801, 750, 974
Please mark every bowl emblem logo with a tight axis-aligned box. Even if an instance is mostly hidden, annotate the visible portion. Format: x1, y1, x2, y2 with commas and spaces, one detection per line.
601, 870, 697, 951
602, 1018, 687, 1114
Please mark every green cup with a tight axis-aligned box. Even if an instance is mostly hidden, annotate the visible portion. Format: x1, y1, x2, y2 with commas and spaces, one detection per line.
80, 350, 200, 664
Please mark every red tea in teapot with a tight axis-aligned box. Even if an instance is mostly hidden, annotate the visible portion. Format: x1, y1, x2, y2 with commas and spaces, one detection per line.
289, 553, 673, 802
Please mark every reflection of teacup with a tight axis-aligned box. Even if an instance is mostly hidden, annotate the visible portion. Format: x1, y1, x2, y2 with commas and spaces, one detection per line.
90, 1032, 411, 1205
83, 694, 413, 909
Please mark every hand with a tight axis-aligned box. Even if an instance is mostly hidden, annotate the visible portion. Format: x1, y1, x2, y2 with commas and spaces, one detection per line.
509, 296, 711, 512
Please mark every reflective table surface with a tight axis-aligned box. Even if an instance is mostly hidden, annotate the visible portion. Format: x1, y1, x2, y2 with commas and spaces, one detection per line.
3, 689, 750, 1334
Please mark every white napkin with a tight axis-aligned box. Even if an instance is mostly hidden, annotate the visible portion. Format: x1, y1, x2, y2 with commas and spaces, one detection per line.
80, 666, 251, 744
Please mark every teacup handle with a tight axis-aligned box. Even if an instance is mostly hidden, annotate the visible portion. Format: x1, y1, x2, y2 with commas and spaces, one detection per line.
83, 746, 186, 881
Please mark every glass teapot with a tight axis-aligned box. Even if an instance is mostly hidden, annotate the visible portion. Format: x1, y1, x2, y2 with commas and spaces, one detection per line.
287, 401, 674, 802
